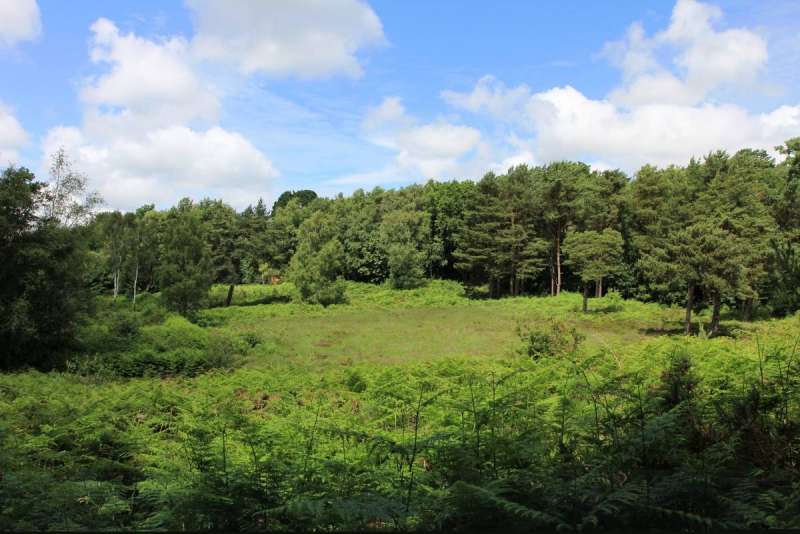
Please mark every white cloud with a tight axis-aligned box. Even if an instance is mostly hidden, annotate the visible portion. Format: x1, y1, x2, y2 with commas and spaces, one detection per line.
441, 0, 798, 173
489, 152, 536, 175
358, 97, 482, 180
82, 18, 219, 133
441, 76, 533, 125
605, 0, 768, 106
528, 86, 799, 170
0, 105, 28, 164
44, 125, 276, 209
187, 0, 385, 78
0, 0, 41, 46
361, 96, 409, 131
394, 123, 482, 177
42, 18, 278, 210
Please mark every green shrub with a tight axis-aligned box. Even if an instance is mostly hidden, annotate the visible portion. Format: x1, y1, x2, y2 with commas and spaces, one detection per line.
205, 332, 247, 369
139, 315, 209, 352
344, 369, 368, 393
77, 310, 140, 354
655, 348, 699, 410
74, 313, 244, 377
516, 318, 584, 360
599, 289, 624, 312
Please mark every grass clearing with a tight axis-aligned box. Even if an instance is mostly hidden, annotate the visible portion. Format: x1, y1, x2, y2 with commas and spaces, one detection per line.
201, 280, 778, 373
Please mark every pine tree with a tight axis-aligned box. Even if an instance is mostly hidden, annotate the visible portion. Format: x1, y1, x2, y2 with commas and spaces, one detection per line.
706, 149, 776, 319
238, 198, 272, 284
563, 229, 624, 312
629, 165, 696, 305
774, 138, 800, 241
454, 174, 509, 297
533, 162, 589, 296
671, 220, 743, 335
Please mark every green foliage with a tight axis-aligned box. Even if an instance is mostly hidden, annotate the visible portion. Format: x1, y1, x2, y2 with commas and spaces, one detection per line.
767, 237, 800, 316
77, 137, 800, 324
271, 189, 318, 214
344, 368, 368, 393
72, 299, 245, 377
6, 135, 800, 531
196, 198, 240, 286
564, 229, 624, 284
288, 211, 347, 306
455, 169, 549, 297
654, 348, 699, 410
257, 261, 280, 283
380, 209, 430, 289
332, 188, 388, 283
157, 201, 213, 315
2, 316, 798, 530
0, 166, 91, 370
516, 318, 584, 360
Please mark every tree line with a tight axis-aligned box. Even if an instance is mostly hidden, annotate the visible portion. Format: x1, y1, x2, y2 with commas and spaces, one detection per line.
2, 140, 800, 368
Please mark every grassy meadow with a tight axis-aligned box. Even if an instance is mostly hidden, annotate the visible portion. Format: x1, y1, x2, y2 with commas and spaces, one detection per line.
206, 280, 794, 377
2, 282, 799, 530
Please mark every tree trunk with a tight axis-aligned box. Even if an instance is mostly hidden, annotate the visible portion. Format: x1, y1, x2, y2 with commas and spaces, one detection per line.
112, 268, 119, 301
583, 285, 589, 313
684, 284, 695, 335
132, 261, 139, 310
709, 293, 722, 335
225, 284, 235, 307
555, 231, 562, 296
743, 297, 754, 322
595, 277, 603, 298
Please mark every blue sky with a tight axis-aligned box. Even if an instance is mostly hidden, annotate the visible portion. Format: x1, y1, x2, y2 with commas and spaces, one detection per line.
1, 0, 799, 210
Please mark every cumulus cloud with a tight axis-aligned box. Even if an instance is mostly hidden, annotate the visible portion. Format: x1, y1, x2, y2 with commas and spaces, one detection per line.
43, 125, 276, 208
338, 97, 481, 183
604, 0, 767, 106
441, 76, 533, 125
441, 0, 799, 173
0, 105, 28, 164
187, 0, 385, 78
0, 0, 41, 46
82, 18, 219, 133
528, 86, 799, 170
43, 19, 277, 210
331, 93, 540, 187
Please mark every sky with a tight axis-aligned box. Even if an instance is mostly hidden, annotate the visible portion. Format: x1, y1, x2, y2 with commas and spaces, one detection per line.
1, 0, 799, 211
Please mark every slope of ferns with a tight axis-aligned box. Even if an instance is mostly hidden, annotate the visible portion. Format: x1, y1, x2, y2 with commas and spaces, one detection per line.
1, 331, 798, 530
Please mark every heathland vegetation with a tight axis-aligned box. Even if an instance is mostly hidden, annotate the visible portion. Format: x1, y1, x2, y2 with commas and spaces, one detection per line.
1, 142, 800, 530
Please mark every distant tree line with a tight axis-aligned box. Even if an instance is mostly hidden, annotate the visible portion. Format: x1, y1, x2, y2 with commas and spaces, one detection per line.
2, 140, 800, 368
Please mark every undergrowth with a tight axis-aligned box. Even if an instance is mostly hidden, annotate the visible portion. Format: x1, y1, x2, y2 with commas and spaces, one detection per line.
2, 284, 799, 530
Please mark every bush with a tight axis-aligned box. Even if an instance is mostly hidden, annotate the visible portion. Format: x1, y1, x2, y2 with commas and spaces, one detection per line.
516, 318, 584, 360
655, 348, 699, 410
344, 369, 368, 393
73, 313, 245, 377
139, 315, 209, 352
77, 308, 140, 355
599, 289, 624, 312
